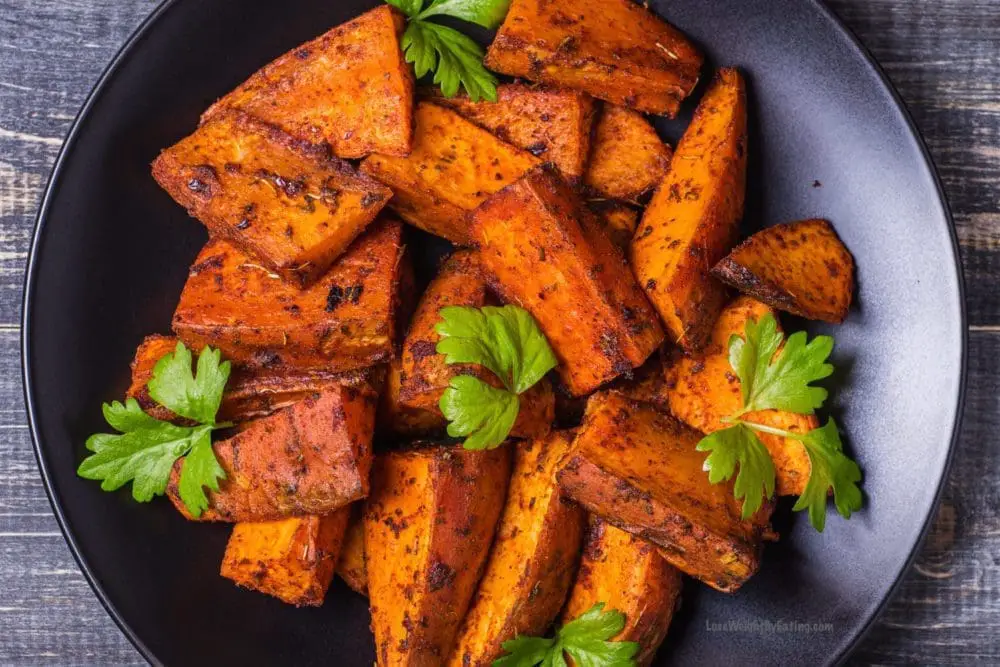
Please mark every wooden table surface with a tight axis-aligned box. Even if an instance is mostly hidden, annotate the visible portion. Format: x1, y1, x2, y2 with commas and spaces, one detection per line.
1, 0, 996, 664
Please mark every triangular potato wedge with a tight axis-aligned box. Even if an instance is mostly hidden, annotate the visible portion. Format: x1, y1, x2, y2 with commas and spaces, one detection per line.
584, 105, 672, 202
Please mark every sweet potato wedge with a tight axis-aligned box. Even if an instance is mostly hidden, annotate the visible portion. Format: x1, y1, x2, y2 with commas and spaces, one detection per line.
562, 518, 682, 666
449, 431, 585, 667
712, 219, 855, 323
202, 5, 413, 158
429, 84, 596, 181
589, 201, 640, 250
584, 105, 673, 202
220, 508, 350, 606
151, 111, 391, 287
360, 103, 540, 244
555, 390, 773, 592
336, 505, 368, 596
167, 387, 377, 522
471, 164, 664, 396
630, 69, 748, 352
485, 0, 702, 116
365, 444, 512, 666
172, 219, 405, 372
610, 353, 669, 412
664, 296, 815, 496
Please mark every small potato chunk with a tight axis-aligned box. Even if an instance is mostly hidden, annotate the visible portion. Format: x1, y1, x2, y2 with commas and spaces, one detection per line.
664, 296, 815, 496
449, 431, 585, 667
556, 390, 773, 592
485, 0, 702, 116
365, 444, 512, 667
336, 505, 368, 596
152, 111, 391, 287
167, 387, 376, 522
472, 165, 664, 396
361, 103, 540, 244
589, 201, 640, 250
631, 69, 748, 352
609, 353, 670, 412
379, 357, 448, 437
221, 508, 350, 606
562, 518, 682, 666
584, 105, 673, 202
202, 6, 413, 158
712, 219, 855, 323
172, 219, 405, 372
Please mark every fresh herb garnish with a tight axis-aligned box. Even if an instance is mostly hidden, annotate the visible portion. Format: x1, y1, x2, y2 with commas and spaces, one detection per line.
386, 0, 510, 101
696, 314, 863, 531
436, 305, 557, 449
77, 342, 232, 517
493, 602, 640, 667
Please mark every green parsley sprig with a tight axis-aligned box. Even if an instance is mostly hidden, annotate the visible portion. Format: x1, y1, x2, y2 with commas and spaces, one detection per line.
436, 305, 557, 450
386, 0, 510, 101
696, 314, 863, 531
77, 342, 232, 518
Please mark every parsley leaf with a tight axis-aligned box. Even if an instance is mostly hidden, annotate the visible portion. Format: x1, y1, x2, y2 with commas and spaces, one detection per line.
440, 375, 520, 450
792, 418, 864, 531
415, 0, 512, 29
148, 343, 230, 424
697, 424, 776, 519
385, 0, 424, 17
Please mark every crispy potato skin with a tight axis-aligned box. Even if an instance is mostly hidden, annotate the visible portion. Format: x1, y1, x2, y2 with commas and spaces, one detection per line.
562, 518, 682, 666
589, 201, 640, 250
202, 6, 413, 158
712, 219, 855, 323
365, 444, 512, 667
584, 105, 673, 201
555, 391, 772, 592
449, 431, 585, 667
664, 297, 815, 496
630, 69, 747, 352
471, 165, 664, 396
172, 219, 404, 372
336, 505, 368, 596
167, 387, 377, 522
430, 84, 597, 181
361, 103, 540, 244
151, 111, 391, 287
221, 508, 350, 606
485, 0, 702, 116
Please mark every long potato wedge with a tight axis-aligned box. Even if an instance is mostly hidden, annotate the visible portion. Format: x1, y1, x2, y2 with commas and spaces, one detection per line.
336, 505, 368, 596
630, 69, 748, 352
584, 105, 673, 202
365, 444, 512, 666
448, 431, 585, 667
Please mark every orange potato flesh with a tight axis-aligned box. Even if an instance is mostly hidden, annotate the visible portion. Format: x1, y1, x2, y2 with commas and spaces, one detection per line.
336, 505, 368, 596
584, 105, 673, 202
379, 357, 448, 437
589, 201, 640, 250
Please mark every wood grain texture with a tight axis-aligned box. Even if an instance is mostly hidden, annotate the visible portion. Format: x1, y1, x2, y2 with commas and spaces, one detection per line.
0, 0, 996, 664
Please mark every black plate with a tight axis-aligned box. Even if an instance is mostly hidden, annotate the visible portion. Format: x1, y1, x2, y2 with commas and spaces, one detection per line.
22, 0, 966, 665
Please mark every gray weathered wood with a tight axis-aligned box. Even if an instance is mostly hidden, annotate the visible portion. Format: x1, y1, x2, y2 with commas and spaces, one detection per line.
0, 0, 997, 664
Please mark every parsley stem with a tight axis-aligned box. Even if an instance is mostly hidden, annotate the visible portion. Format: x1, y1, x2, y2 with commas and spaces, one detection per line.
732, 418, 805, 441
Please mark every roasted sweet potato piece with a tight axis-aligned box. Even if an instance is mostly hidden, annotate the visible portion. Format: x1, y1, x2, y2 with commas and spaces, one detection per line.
221, 508, 350, 606
449, 431, 585, 667
360, 103, 540, 244
485, 0, 702, 116
365, 444, 512, 666
712, 219, 855, 323
202, 6, 413, 158
664, 296, 815, 496
172, 219, 405, 372
630, 69, 747, 352
589, 201, 640, 250
584, 105, 673, 202
167, 387, 376, 522
379, 357, 448, 437
471, 165, 664, 396
562, 518, 682, 666
610, 353, 669, 412
336, 505, 368, 596
556, 390, 773, 592
429, 84, 596, 181
151, 111, 391, 287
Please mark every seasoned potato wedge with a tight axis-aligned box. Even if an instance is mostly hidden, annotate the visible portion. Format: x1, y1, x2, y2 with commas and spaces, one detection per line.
221, 508, 350, 606
167, 387, 376, 522
203, 6, 413, 158
631, 69, 748, 352
152, 111, 391, 287
589, 201, 640, 250
365, 444, 512, 666
664, 296, 815, 496
172, 219, 404, 372
361, 103, 540, 244
429, 84, 596, 181
379, 357, 448, 437
471, 165, 664, 396
485, 0, 702, 116
556, 391, 773, 592
610, 353, 669, 412
562, 518, 682, 666
584, 105, 673, 201
336, 505, 368, 596
449, 431, 585, 667
712, 219, 855, 323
